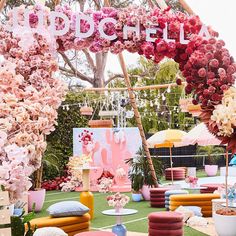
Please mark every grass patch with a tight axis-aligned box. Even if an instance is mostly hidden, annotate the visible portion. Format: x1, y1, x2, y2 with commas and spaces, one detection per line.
35, 191, 208, 235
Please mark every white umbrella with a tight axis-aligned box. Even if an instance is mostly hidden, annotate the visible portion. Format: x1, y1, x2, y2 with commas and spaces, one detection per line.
177, 123, 221, 147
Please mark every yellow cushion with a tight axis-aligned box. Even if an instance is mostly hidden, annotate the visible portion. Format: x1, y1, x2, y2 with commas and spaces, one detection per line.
170, 194, 220, 201
170, 201, 212, 206
30, 214, 90, 228
61, 222, 90, 233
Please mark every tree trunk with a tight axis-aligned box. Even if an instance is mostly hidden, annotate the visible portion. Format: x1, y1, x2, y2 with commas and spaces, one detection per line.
93, 52, 108, 88
34, 164, 43, 189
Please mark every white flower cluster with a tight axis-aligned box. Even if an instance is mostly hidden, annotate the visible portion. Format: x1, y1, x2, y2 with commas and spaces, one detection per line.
211, 86, 236, 137
107, 192, 130, 208
97, 177, 113, 193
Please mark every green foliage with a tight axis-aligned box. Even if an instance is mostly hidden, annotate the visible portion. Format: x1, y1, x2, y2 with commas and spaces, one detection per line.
11, 207, 36, 236
196, 146, 225, 165
43, 91, 100, 180
126, 149, 164, 192
111, 58, 195, 133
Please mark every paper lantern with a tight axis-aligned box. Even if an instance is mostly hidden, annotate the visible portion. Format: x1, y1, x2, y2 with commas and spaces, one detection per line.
179, 98, 192, 112
88, 120, 113, 128
80, 106, 93, 116
187, 104, 202, 117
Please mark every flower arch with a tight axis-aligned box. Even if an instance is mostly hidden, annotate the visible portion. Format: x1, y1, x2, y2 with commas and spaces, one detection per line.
0, 4, 235, 200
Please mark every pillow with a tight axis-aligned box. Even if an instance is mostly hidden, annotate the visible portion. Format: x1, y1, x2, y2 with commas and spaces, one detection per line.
47, 201, 89, 217
33, 227, 68, 236
184, 206, 203, 217
174, 206, 194, 222
186, 216, 208, 227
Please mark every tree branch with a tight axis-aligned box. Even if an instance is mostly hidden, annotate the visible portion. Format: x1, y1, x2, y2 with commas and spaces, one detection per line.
82, 49, 96, 72
105, 74, 124, 86
59, 52, 94, 84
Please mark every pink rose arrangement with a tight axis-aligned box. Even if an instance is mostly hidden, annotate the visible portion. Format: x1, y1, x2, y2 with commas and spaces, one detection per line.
107, 192, 130, 210
185, 176, 198, 187
0, 6, 66, 200
97, 177, 113, 193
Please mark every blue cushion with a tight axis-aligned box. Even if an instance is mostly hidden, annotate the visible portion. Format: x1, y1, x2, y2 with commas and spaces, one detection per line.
184, 206, 202, 217
165, 190, 189, 196
47, 201, 89, 217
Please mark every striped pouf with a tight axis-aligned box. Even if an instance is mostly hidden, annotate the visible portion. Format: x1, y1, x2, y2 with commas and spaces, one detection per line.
165, 190, 189, 210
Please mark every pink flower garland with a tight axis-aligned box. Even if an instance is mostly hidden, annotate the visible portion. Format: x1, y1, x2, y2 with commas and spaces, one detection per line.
1, 4, 236, 200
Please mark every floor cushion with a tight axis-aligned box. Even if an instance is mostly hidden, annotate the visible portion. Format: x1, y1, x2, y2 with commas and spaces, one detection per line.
74, 231, 116, 236
149, 228, 183, 236
149, 221, 183, 230
61, 222, 90, 233
165, 190, 189, 196
33, 227, 67, 236
170, 194, 220, 201
148, 212, 183, 223
47, 201, 89, 217
30, 214, 90, 228
29, 214, 90, 235
150, 188, 170, 193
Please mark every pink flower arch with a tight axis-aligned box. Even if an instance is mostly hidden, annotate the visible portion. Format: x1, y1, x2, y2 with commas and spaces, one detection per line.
0, 4, 235, 200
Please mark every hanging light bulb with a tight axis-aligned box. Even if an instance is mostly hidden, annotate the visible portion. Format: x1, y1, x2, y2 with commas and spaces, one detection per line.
167, 85, 171, 93
66, 105, 70, 111
162, 94, 166, 101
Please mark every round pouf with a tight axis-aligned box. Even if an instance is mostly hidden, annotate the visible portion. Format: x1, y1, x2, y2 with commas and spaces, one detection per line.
75, 232, 116, 236
150, 188, 171, 208
165, 168, 185, 181
200, 184, 223, 194
165, 190, 189, 210
148, 212, 184, 236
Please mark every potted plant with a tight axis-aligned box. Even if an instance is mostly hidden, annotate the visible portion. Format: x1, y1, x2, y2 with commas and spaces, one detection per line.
196, 146, 225, 176
214, 208, 236, 236
29, 145, 60, 212
126, 149, 163, 201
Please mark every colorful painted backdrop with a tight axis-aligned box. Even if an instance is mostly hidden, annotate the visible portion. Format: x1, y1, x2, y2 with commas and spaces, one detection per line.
73, 128, 142, 187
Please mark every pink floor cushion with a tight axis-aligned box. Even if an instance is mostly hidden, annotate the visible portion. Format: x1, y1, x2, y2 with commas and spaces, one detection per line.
150, 188, 170, 193
148, 212, 184, 223
150, 193, 167, 197
200, 183, 223, 193
74, 232, 116, 236
149, 228, 183, 236
150, 197, 166, 201
149, 221, 183, 230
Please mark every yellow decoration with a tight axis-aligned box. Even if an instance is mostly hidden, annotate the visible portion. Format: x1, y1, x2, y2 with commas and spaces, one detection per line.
80, 191, 94, 219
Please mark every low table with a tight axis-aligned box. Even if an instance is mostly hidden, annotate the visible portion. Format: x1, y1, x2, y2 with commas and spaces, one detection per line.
183, 186, 207, 193
102, 208, 138, 236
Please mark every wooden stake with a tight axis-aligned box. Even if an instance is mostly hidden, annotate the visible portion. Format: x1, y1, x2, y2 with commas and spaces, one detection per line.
118, 53, 158, 187
169, 147, 174, 184
179, 0, 196, 15
226, 150, 229, 209
54, 0, 60, 6
0, 0, 6, 12
155, 0, 168, 9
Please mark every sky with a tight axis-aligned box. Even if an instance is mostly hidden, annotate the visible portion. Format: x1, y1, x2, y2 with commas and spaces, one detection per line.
105, 0, 236, 74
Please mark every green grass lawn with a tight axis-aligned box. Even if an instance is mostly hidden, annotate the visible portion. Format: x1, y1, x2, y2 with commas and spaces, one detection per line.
36, 191, 208, 235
